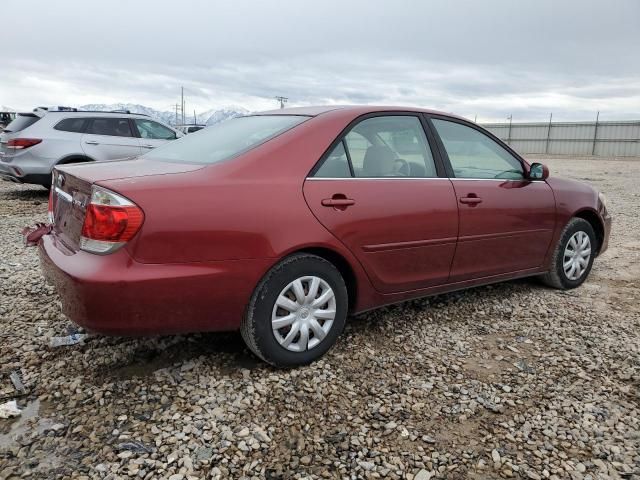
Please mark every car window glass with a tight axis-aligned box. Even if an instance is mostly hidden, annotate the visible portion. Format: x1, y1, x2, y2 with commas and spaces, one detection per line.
135, 119, 176, 140
54, 118, 87, 133
3, 114, 40, 133
87, 118, 133, 137
314, 142, 352, 178
432, 119, 523, 179
344, 116, 437, 178
142, 115, 307, 164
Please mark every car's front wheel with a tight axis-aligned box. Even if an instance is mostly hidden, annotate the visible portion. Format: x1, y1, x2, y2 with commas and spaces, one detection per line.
541, 217, 597, 289
241, 253, 348, 367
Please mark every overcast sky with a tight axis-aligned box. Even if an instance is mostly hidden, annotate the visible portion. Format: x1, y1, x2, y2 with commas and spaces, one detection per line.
1, 0, 639, 121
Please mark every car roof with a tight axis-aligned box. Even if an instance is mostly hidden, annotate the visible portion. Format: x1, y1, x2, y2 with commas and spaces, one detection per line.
253, 105, 468, 121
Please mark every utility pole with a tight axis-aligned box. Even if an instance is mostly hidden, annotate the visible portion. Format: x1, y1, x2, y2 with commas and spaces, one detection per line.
507, 114, 513, 145
275, 96, 288, 109
193, 109, 197, 125
181, 86, 185, 125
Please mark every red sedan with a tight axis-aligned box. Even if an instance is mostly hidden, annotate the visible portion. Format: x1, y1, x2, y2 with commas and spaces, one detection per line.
36, 106, 611, 366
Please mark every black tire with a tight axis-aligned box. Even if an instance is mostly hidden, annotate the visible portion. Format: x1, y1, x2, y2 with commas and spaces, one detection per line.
241, 253, 348, 367
540, 217, 597, 289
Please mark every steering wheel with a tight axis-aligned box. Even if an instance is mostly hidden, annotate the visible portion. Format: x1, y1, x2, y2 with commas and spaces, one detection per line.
387, 158, 410, 177
493, 169, 523, 179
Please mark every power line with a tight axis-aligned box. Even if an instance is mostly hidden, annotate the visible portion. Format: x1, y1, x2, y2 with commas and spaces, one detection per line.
275, 96, 288, 109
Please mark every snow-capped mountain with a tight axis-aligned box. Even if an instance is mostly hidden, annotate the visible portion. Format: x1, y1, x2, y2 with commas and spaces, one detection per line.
78, 103, 248, 126
1, 105, 15, 112
204, 107, 249, 126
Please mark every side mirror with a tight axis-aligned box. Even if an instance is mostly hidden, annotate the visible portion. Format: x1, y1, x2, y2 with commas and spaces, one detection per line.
528, 162, 549, 180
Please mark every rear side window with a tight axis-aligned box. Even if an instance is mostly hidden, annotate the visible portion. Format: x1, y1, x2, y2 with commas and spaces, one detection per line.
314, 142, 352, 178
313, 116, 437, 178
3, 114, 40, 133
135, 119, 176, 140
143, 115, 307, 164
54, 118, 87, 133
87, 118, 133, 137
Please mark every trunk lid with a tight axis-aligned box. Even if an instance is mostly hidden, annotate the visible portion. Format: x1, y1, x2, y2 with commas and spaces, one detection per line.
50, 172, 93, 252
51, 158, 205, 252
55, 157, 205, 182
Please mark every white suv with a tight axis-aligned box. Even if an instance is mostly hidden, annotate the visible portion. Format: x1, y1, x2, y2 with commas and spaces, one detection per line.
0, 107, 183, 188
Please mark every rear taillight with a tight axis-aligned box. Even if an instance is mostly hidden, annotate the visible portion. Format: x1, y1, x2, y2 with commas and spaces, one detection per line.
80, 186, 144, 254
7, 138, 42, 149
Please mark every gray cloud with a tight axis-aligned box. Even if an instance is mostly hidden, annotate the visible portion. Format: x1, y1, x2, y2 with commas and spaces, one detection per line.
1, 0, 639, 121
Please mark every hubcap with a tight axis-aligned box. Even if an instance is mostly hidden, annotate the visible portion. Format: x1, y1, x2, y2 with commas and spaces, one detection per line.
271, 276, 336, 352
563, 231, 591, 280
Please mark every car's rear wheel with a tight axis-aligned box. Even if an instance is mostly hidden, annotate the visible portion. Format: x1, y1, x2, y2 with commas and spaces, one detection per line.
540, 217, 597, 289
241, 253, 348, 367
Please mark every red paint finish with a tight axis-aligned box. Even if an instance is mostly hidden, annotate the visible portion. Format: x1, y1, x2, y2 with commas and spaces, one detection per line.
449, 179, 556, 281
303, 179, 458, 292
37, 106, 612, 335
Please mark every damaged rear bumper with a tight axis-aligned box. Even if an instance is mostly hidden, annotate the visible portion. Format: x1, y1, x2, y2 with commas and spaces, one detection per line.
38, 233, 272, 335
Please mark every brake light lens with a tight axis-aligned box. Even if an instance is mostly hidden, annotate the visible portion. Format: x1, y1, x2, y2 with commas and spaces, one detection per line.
80, 186, 144, 254
7, 138, 42, 149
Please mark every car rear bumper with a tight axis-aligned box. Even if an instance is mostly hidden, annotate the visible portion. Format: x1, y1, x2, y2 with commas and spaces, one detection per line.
0, 153, 53, 186
38, 233, 273, 335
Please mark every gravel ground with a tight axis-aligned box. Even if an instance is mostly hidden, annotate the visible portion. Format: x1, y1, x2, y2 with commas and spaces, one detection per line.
1, 157, 638, 480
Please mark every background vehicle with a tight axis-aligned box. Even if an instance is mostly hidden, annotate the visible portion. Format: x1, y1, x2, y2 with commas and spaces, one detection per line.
37, 106, 611, 367
0, 107, 183, 188
0, 111, 16, 130
175, 124, 206, 134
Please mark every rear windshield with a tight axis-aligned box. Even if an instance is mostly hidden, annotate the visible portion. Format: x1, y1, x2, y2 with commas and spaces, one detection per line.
3, 113, 40, 133
142, 115, 308, 164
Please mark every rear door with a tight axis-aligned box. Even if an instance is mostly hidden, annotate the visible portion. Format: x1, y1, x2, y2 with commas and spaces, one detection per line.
133, 119, 178, 152
303, 114, 458, 293
81, 117, 141, 160
429, 116, 556, 281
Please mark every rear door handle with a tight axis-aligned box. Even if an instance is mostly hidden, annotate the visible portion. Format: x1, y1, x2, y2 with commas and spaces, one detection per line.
321, 198, 355, 207
85, 141, 99, 145
141, 144, 154, 149
459, 196, 482, 205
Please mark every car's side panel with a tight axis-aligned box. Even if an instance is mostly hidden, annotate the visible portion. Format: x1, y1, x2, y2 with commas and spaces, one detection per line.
543, 176, 606, 265
303, 178, 458, 293
449, 179, 556, 281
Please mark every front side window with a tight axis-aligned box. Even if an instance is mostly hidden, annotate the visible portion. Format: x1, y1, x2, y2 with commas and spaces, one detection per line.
345, 116, 437, 178
87, 118, 133, 137
54, 118, 87, 133
135, 119, 176, 140
142, 115, 307, 164
432, 119, 523, 179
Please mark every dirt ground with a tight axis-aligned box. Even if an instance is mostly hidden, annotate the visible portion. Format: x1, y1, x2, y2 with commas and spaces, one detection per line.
0, 156, 638, 479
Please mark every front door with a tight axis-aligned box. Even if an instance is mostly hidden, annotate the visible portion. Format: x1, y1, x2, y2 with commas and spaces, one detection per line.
430, 117, 556, 282
303, 114, 459, 293
81, 117, 141, 161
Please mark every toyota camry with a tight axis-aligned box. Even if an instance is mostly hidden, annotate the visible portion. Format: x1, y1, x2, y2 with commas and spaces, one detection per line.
32, 106, 612, 367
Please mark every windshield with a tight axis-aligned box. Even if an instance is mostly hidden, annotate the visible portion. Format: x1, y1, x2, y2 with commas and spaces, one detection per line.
142, 115, 308, 164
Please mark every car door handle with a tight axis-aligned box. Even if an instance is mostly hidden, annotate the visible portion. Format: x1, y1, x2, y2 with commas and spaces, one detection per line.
85, 141, 99, 145
459, 196, 482, 205
141, 144, 154, 149
321, 196, 355, 208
